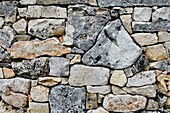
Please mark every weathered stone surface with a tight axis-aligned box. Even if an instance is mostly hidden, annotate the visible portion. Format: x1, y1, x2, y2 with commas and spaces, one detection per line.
0, 1, 18, 23
12, 57, 49, 79
13, 19, 27, 35
86, 93, 98, 109
133, 7, 152, 21
134, 55, 149, 72
2, 68, 15, 78
83, 19, 142, 69
98, 0, 170, 7
66, 5, 111, 50
61, 78, 69, 84
87, 107, 109, 113
0, 17, 4, 28
2, 92, 27, 108
103, 94, 147, 112
164, 42, 170, 63
0, 46, 11, 62
145, 44, 167, 62
124, 67, 135, 78
110, 70, 127, 87
29, 102, 49, 113
49, 57, 70, 76
70, 54, 81, 64
37, 0, 88, 4
112, 85, 127, 95
132, 21, 170, 32
69, 65, 110, 86
0, 26, 15, 48
15, 35, 31, 41
30, 85, 49, 102
132, 33, 158, 46
8, 38, 71, 59
49, 85, 86, 113
18, 8, 27, 17
0, 68, 3, 78
146, 99, 158, 110
0, 100, 17, 113
38, 77, 61, 86
122, 85, 156, 97
28, 19, 65, 39
126, 71, 156, 87
158, 31, 170, 42
87, 85, 111, 94
150, 60, 168, 71
120, 15, 132, 34
152, 7, 170, 22
20, 0, 36, 4
27, 6, 67, 18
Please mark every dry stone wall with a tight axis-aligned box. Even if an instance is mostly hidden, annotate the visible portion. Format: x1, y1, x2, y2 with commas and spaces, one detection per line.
0, 0, 170, 113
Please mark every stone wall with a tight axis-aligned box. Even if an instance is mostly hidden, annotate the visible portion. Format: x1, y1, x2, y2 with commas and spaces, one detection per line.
0, 0, 170, 113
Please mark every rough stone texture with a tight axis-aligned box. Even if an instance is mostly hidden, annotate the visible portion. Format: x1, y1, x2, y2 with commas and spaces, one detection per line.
87, 107, 109, 113
146, 99, 159, 110
69, 65, 110, 86
126, 71, 156, 87
133, 7, 152, 21
2, 68, 15, 78
70, 54, 81, 64
82, 19, 142, 69
152, 7, 170, 22
0, 26, 15, 48
0, 46, 11, 62
86, 85, 111, 94
28, 19, 65, 39
0, 68, 3, 78
150, 60, 168, 71
132, 33, 158, 46
86, 93, 98, 109
120, 15, 132, 34
27, 6, 67, 18
18, 8, 27, 17
158, 31, 170, 42
12, 57, 49, 79
29, 102, 49, 113
30, 85, 49, 102
8, 38, 71, 59
2, 92, 27, 108
0, 100, 17, 113
164, 42, 170, 63
0, 1, 18, 23
20, 0, 36, 4
110, 70, 127, 87
36, 0, 88, 4
0, 17, 4, 28
49, 85, 86, 113
98, 0, 170, 7
145, 44, 167, 61
122, 85, 156, 97
124, 67, 135, 78
103, 94, 147, 112
38, 77, 61, 86
66, 5, 111, 50
15, 35, 31, 41
134, 55, 149, 72
112, 85, 127, 95
132, 21, 170, 32
49, 57, 70, 76
13, 19, 27, 35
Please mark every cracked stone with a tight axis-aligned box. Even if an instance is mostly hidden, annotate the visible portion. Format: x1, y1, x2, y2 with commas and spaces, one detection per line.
82, 19, 142, 69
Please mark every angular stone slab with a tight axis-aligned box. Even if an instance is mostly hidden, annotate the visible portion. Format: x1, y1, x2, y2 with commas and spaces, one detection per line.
12, 57, 49, 79
69, 64, 110, 86
49, 85, 86, 113
103, 94, 147, 112
66, 5, 111, 50
28, 19, 65, 39
98, 0, 170, 7
132, 21, 170, 32
0, 1, 18, 23
82, 19, 142, 69
8, 38, 71, 59
36, 0, 88, 5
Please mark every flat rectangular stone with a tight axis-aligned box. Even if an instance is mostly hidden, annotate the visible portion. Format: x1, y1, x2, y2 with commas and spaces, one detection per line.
36, 0, 88, 5
98, 0, 170, 7
132, 21, 170, 32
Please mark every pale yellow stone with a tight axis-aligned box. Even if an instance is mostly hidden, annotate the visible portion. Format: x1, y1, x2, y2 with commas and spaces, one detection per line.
87, 107, 109, 113
29, 102, 49, 113
61, 78, 68, 84
2, 68, 15, 78
38, 77, 61, 86
120, 15, 132, 34
86, 93, 98, 109
112, 85, 127, 95
70, 54, 81, 64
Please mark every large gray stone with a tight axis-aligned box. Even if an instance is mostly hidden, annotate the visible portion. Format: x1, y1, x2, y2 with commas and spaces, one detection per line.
12, 57, 49, 79
132, 21, 170, 32
49, 57, 70, 76
103, 94, 147, 112
36, 0, 88, 4
69, 64, 110, 86
0, 46, 11, 62
82, 19, 142, 69
0, 1, 18, 23
65, 5, 111, 50
98, 0, 170, 7
49, 85, 86, 113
